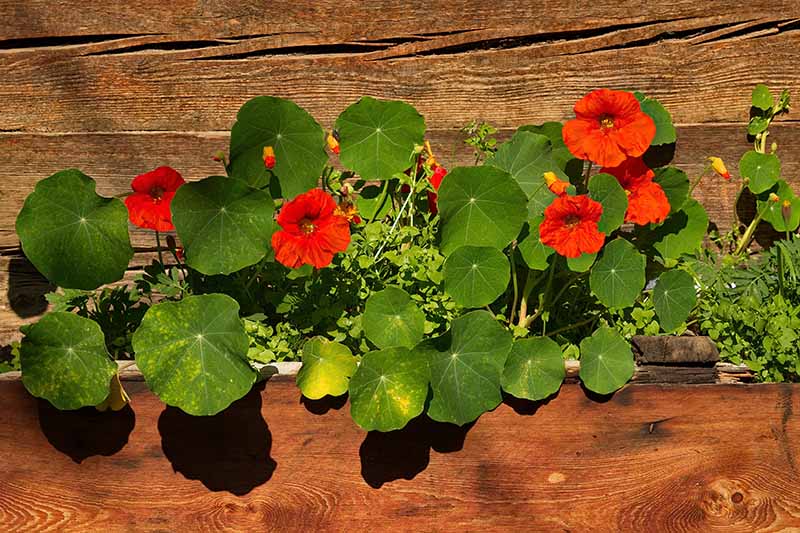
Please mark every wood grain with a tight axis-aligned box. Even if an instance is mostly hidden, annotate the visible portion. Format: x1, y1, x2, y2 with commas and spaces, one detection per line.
0, 377, 797, 532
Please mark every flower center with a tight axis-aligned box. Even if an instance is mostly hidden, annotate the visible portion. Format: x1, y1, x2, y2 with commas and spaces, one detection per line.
599, 115, 615, 130
564, 214, 581, 228
299, 218, 315, 234
149, 186, 165, 200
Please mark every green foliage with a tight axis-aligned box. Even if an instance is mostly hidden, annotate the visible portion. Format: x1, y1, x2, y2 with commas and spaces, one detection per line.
362, 286, 425, 349
461, 120, 499, 163
590, 238, 646, 309
588, 173, 627, 234
579, 327, 635, 395
296, 337, 357, 400
739, 151, 780, 194
485, 131, 568, 200
501, 336, 564, 401
443, 246, 510, 308
16, 169, 133, 290
634, 92, 677, 145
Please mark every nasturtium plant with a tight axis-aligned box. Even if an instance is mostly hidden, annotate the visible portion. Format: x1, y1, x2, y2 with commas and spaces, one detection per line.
228, 96, 327, 197
437, 166, 528, 255
348, 347, 428, 432
133, 294, 256, 416
171, 176, 275, 275
20, 312, 117, 410
17, 84, 781, 445
336, 97, 426, 180
16, 169, 133, 290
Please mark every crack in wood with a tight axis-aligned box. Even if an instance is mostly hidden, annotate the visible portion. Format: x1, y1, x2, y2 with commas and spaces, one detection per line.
188, 41, 393, 61
82, 40, 240, 56
0, 33, 158, 51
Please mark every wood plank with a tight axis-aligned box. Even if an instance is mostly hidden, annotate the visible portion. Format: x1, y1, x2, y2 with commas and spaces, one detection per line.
0, 15, 798, 132
2, 124, 798, 247
0, 378, 797, 531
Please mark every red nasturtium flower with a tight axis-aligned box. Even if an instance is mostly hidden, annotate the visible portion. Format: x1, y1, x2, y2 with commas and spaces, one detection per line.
543, 171, 570, 196
124, 166, 185, 232
271, 189, 351, 269
562, 89, 656, 167
263, 146, 276, 169
427, 163, 448, 215
601, 157, 670, 226
539, 195, 605, 258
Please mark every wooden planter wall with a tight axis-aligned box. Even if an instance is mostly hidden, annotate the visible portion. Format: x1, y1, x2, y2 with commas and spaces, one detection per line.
1, 2, 800, 531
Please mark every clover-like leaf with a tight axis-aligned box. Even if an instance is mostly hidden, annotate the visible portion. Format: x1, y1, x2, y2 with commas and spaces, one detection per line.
132, 294, 256, 416
437, 166, 528, 255
486, 131, 569, 198
296, 337, 358, 400
739, 151, 781, 194
418, 310, 513, 425
589, 238, 645, 309
444, 246, 510, 308
759, 180, 800, 232
228, 96, 328, 198
20, 312, 117, 410
651, 199, 708, 260
634, 92, 677, 146
518, 217, 554, 271
501, 337, 564, 401
588, 173, 627, 233
336, 97, 425, 180
579, 327, 634, 395
171, 176, 275, 275
653, 270, 696, 333
362, 287, 425, 349
654, 167, 689, 213
349, 347, 429, 432
16, 169, 133, 290
751, 84, 773, 111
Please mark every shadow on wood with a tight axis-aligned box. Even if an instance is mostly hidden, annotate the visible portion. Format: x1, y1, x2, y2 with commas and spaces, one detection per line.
300, 393, 348, 415
158, 381, 276, 496
359, 415, 474, 489
38, 399, 135, 463
7, 256, 53, 319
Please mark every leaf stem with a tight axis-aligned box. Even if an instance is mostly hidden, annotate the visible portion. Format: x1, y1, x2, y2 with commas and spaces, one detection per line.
688, 162, 712, 197
734, 201, 772, 256
155, 230, 164, 264
509, 244, 519, 324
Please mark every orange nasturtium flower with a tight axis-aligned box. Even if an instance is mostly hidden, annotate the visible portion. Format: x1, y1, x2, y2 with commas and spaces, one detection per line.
544, 171, 570, 196
539, 194, 605, 258
601, 157, 670, 226
271, 189, 351, 269
263, 146, 276, 169
562, 89, 656, 167
124, 166, 186, 232
334, 199, 361, 224
708, 156, 731, 180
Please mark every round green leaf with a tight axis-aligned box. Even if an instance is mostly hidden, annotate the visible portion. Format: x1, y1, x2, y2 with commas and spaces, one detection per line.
444, 246, 510, 308
588, 173, 628, 233
654, 167, 689, 213
486, 131, 569, 199
579, 327, 634, 395
336, 97, 425, 180
760, 180, 800, 232
589, 238, 645, 309
296, 337, 357, 400
171, 176, 275, 275
739, 151, 781, 194
16, 169, 133, 290
748, 116, 771, 136
651, 199, 708, 260
356, 181, 394, 221
634, 92, 677, 146
228, 96, 327, 198
751, 84, 773, 111
501, 337, 565, 401
349, 347, 429, 432
518, 217, 554, 271
438, 166, 528, 255
653, 270, 697, 333
363, 287, 425, 349
132, 294, 256, 416
418, 310, 513, 426
20, 312, 116, 410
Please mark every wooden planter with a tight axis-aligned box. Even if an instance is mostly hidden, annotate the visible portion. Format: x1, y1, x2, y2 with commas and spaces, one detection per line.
1, 336, 798, 532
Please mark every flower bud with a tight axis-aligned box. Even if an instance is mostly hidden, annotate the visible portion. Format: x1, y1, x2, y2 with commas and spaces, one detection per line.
263, 146, 276, 169
782, 199, 792, 223
326, 132, 340, 154
212, 150, 226, 163
769, 192, 780, 203
544, 171, 569, 196
708, 157, 731, 180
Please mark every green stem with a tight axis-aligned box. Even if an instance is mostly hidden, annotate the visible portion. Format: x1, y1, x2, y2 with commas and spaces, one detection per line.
545, 315, 596, 338
509, 245, 519, 324
583, 160, 593, 191
155, 231, 164, 264
368, 181, 392, 224
517, 268, 548, 328
734, 202, 772, 256
688, 163, 712, 197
